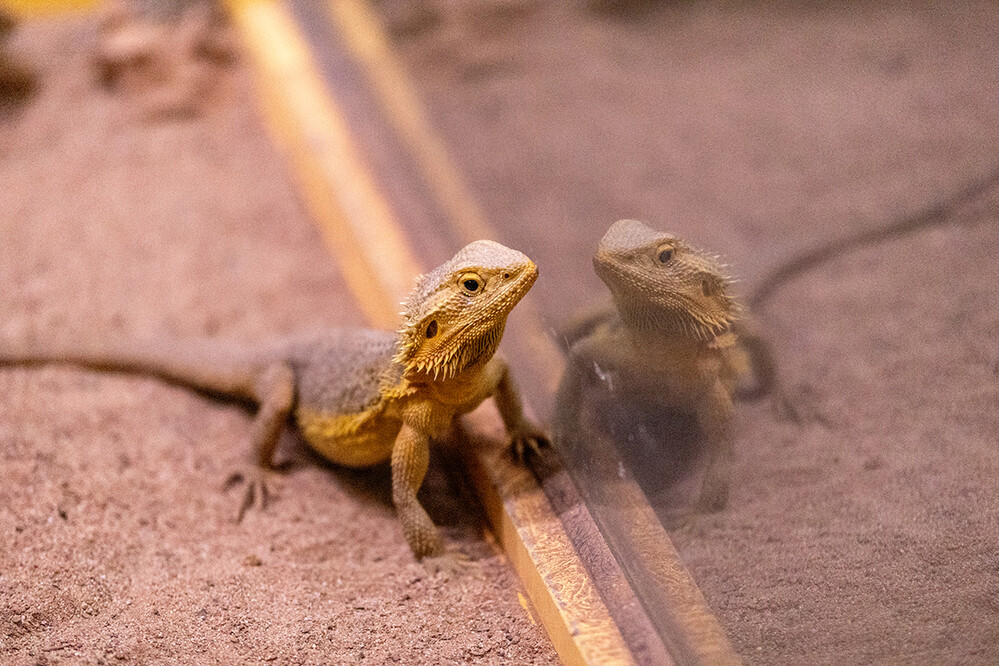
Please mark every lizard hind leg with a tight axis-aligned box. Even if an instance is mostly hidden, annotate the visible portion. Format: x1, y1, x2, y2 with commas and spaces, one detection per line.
225, 362, 296, 522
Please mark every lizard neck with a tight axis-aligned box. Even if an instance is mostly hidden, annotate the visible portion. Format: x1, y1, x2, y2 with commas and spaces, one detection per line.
399, 320, 506, 383
620, 321, 711, 357
397, 349, 497, 410
615, 295, 731, 345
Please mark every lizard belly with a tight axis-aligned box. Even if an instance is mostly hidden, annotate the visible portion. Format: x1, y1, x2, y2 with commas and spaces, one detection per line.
286, 329, 402, 468
296, 407, 401, 468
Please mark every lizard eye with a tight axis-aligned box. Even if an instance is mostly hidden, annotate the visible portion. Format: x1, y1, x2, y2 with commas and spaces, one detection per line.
656, 245, 674, 264
458, 272, 483, 294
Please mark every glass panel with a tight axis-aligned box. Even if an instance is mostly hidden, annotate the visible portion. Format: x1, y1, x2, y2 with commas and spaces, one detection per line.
300, 2, 999, 663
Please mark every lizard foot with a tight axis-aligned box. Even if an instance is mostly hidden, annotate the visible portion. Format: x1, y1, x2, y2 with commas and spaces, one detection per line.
771, 387, 830, 427
509, 423, 550, 464
223, 466, 283, 523
422, 548, 475, 580
695, 478, 729, 514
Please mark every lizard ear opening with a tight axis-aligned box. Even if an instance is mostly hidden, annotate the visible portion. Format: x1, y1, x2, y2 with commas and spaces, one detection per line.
700, 272, 727, 299
425, 320, 438, 339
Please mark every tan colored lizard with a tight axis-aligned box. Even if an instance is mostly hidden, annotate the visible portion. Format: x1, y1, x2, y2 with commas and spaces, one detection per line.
555, 219, 795, 513
0, 240, 547, 560
558, 170, 999, 513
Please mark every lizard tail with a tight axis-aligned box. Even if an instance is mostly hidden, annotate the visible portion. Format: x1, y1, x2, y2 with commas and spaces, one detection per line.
748, 163, 999, 310
0, 338, 265, 404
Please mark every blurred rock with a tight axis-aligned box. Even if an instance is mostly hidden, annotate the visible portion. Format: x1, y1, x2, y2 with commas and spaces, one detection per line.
94, 1, 238, 121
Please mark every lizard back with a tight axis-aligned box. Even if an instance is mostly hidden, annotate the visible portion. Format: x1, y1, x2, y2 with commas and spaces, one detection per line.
282, 329, 400, 416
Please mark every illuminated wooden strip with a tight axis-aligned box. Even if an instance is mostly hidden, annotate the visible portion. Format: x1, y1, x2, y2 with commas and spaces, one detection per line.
1, 0, 100, 16
224, 0, 419, 328
225, 2, 635, 664
324, 0, 495, 245
463, 413, 636, 666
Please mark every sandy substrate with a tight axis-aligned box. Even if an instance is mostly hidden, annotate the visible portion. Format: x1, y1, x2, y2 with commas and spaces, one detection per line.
373, 1, 999, 663
0, 18, 556, 665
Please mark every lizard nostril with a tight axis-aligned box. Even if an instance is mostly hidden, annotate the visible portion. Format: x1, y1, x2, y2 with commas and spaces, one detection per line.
503, 272, 511, 279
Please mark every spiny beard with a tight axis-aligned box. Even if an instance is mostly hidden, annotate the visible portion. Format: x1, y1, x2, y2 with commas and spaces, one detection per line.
617, 296, 733, 342
399, 322, 505, 381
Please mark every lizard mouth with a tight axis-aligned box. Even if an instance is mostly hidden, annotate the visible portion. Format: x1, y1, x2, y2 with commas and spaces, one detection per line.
596, 260, 733, 340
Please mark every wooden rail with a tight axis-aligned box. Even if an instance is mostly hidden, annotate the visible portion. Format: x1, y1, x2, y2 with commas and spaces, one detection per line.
1, 0, 99, 16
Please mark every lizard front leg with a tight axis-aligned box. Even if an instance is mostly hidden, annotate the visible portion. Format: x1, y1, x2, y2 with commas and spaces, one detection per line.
695, 380, 735, 513
552, 349, 588, 450
391, 423, 443, 559
230, 362, 295, 521
552, 334, 614, 454
491, 358, 549, 461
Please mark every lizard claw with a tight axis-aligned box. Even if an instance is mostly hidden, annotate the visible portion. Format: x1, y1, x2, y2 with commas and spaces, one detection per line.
509, 423, 550, 464
422, 548, 475, 580
223, 466, 282, 523
771, 387, 830, 427
696, 482, 730, 513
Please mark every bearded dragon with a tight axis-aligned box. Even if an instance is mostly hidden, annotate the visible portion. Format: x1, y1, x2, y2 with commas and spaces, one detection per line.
555, 219, 795, 513
0, 240, 547, 560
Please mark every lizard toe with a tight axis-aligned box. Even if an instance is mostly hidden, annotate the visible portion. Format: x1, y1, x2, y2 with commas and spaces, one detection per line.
422, 548, 476, 580
225, 466, 283, 523
772, 387, 830, 427
510, 433, 549, 464
508, 422, 550, 464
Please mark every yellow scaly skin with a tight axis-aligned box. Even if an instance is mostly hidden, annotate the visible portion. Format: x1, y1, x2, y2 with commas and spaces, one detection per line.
0, 240, 547, 560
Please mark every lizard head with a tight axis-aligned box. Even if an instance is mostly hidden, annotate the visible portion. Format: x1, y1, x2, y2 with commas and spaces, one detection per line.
395, 240, 538, 380
594, 219, 737, 340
